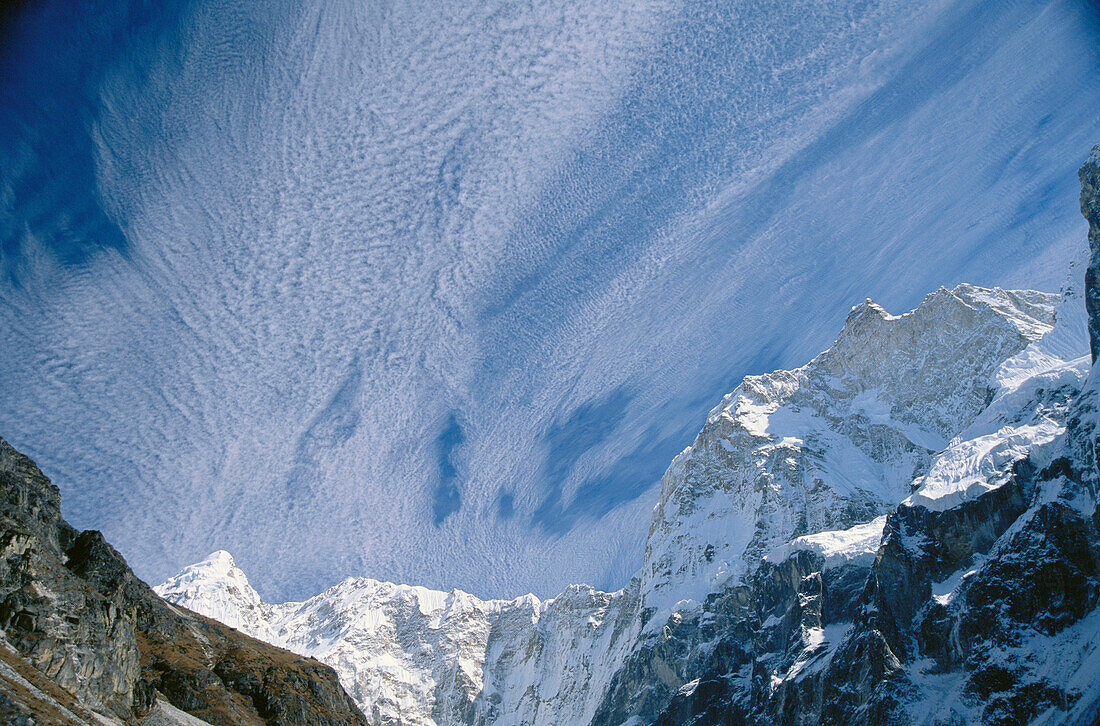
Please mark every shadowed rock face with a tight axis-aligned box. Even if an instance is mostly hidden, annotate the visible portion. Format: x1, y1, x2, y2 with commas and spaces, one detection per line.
0, 436, 368, 726
1081, 146, 1100, 363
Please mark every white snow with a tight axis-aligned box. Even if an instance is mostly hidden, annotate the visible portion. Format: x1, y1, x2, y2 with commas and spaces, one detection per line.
765, 516, 887, 569
930, 555, 985, 606
906, 260, 1091, 512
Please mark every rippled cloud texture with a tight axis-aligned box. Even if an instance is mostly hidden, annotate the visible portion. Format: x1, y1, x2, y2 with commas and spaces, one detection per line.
2, 0, 1099, 600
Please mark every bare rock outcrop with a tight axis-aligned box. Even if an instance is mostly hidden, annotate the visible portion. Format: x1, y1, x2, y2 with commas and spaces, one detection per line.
0, 436, 368, 726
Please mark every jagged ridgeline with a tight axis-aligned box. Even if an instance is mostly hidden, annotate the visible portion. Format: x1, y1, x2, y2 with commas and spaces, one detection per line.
154, 149, 1100, 726
0, 437, 368, 724
5, 148, 1100, 726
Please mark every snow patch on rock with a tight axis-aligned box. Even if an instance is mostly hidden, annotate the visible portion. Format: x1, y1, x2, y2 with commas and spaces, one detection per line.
765, 515, 887, 570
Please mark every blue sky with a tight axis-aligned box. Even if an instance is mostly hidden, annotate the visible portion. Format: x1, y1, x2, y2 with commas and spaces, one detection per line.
2, 0, 1099, 601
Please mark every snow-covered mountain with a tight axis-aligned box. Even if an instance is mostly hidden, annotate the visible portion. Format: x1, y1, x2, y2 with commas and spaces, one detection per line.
159, 148, 1100, 726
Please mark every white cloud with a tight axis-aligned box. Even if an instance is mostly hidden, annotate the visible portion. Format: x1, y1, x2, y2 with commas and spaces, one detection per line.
2, 0, 1098, 601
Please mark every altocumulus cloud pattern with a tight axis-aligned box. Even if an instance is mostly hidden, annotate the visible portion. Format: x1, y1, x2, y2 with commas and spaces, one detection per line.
1, 0, 1099, 601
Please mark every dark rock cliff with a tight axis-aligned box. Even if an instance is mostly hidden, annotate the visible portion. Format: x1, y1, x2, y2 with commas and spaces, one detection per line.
0, 436, 368, 725
1081, 146, 1100, 364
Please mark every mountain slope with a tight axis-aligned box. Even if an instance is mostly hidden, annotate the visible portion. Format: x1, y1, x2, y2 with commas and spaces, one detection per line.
0, 437, 368, 725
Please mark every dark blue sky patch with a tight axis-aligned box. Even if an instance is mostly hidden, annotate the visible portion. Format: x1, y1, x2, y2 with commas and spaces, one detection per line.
432, 412, 464, 525
495, 490, 514, 520
0, 0, 188, 287
566, 427, 686, 523
532, 386, 634, 528
285, 357, 363, 507
532, 415, 689, 536
532, 387, 642, 534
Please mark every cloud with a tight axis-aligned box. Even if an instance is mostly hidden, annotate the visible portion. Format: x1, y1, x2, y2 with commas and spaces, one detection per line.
1, 0, 1099, 601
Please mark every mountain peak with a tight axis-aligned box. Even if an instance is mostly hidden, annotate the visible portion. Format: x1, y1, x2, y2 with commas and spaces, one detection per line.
201, 549, 237, 570
155, 549, 282, 644
161, 549, 251, 591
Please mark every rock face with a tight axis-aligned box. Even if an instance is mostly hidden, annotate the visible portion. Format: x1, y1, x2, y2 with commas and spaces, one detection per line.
160, 164, 1100, 726
0, 436, 368, 725
1081, 145, 1100, 363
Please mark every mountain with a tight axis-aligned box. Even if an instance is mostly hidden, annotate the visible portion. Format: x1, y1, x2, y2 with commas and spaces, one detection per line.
155, 147, 1100, 726
0, 437, 368, 725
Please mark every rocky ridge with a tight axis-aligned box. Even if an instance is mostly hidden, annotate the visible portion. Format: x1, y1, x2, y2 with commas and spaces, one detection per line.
0, 435, 368, 725
156, 147, 1100, 726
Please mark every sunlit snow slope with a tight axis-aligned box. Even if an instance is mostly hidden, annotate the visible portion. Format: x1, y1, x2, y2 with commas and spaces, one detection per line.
2, 0, 1100, 600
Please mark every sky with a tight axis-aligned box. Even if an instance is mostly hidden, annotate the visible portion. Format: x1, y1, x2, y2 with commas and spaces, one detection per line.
1, 0, 1099, 601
